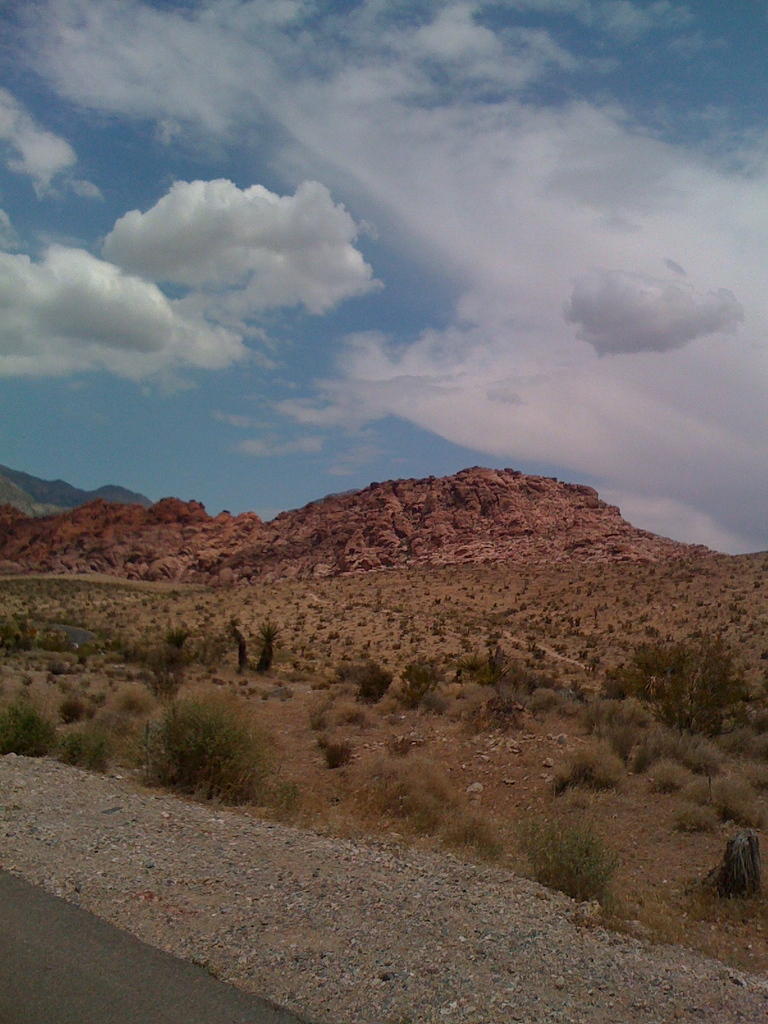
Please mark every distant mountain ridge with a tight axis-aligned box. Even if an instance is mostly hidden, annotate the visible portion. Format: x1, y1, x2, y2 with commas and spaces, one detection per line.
0, 466, 709, 583
0, 464, 151, 516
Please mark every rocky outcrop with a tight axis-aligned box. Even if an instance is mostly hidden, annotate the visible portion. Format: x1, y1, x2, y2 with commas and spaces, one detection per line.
0, 467, 707, 584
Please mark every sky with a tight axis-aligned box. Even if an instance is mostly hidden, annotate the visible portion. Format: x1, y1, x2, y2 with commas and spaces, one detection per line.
1, 0, 767, 552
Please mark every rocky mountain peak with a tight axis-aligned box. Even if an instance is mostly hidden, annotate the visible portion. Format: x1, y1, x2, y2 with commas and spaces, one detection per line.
0, 467, 707, 583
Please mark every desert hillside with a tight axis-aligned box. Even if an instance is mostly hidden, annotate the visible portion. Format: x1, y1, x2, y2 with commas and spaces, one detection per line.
0, 466, 706, 583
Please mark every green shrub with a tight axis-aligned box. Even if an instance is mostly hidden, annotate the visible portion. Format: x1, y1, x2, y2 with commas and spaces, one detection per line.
144, 695, 272, 803
398, 661, 441, 709
58, 727, 110, 771
518, 817, 618, 904
553, 742, 624, 795
0, 699, 56, 756
614, 637, 747, 735
338, 660, 393, 704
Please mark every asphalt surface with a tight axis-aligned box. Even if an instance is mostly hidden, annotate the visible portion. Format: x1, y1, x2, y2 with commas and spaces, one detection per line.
0, 871, 313, 1024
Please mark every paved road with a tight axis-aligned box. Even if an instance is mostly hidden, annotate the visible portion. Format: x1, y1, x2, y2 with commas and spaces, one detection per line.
0, 872, 313, 1024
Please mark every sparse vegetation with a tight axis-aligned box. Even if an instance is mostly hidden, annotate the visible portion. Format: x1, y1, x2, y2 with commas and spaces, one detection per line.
615, 638, 748, 735
318, 735, 353, 769
0, 698, 56, 756
553, 742, 624, 794
144, 695, 273, 804
58, 725, 110, 771
338, 660, 392, 704
3, 552, 768, 972
518, 817, 618, 904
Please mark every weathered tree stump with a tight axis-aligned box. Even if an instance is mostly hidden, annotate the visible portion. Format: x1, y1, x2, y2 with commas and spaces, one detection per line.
229, 619, 248, 674
708, 830, 761, 898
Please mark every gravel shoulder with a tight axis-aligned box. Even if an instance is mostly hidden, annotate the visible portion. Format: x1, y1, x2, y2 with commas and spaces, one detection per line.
1, 755, 766, 1024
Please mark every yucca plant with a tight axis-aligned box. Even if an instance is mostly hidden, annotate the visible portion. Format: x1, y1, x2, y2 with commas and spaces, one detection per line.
256, 620, 279, 673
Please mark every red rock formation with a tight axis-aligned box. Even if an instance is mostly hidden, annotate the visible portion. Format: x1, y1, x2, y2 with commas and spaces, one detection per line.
0, 467, 707, 584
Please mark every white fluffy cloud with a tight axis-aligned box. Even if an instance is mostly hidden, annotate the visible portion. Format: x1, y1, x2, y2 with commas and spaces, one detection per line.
20, 1, 768, 550
0, 88, 75, 192
0, 87, 99, 197
103, 179, 376, 315
564, 270, 743, 355
0, 246, 245, 377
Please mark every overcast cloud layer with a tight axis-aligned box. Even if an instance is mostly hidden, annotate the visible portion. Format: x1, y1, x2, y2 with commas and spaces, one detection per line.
3, 1, 768, 552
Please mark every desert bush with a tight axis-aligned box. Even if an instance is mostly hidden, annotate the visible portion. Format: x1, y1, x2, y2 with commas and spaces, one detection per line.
317, 735, 353, 769
59, 694, 87, 724
632, 727, 722, 776
0, 699, 56, 756
361, 756, 458, 835
333, 700, 371, 728
583, 698, 650, 764
58, 726, 110, 771
710, 777, 765, 828
144, 695, 273, 804
614, 637, 748, 735
583, 697, 652, 734
673, 803, 718, 833
308, 699, 331, 732
338, 660, 393, 704
528, 687, 563, 715
398, 661, 441, 709
553, 742, 624, 795
647, 758, 693, 793
112, 682, 154, 716
443, 812, 504, 861
0, 616, 35, 652
745, 763, 768, 791
143, 641, 188, 699
518, 817, 618, 904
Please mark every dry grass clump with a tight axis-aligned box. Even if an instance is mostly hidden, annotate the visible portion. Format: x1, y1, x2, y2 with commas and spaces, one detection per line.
647, 759, 694, 794
317, 735, 353, 769
528, 687, 564, 715
632, 727, 722, 776
360, 755, 459, 835
744, 762, 768, 791
710, 777, 765, 828
58, 693, 88, 723
673, 803, 718, 833
583, 697, 651, 764
553, 742, 624, 795
144, 693, 274, 804
332, 700, 371, 728
518, 816, 618, 904
443, 813, 504, 862
112, 681, 155, 716
682, 774, 765, 828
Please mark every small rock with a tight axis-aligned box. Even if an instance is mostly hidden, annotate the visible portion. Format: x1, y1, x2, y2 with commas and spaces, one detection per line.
466, 782, 484, 795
